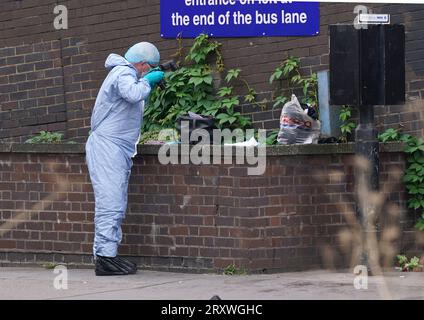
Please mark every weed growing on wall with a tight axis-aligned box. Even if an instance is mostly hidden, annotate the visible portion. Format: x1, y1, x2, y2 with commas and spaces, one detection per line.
396, 254, 423, 271
24, 131, 77, 144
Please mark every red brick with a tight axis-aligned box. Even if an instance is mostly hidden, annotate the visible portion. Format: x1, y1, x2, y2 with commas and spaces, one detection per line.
169, 226, 188, 236
0, 240, 17, 249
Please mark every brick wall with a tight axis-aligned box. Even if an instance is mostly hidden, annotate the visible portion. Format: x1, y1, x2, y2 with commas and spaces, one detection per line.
0, 38, 94, 142
0, 144, 422, 272
1, 2, 424, 142
0, 40, 65, 142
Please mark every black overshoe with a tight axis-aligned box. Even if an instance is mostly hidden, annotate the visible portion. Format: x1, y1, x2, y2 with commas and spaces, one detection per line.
95, 255, 137, 276
114, 257, 137, 273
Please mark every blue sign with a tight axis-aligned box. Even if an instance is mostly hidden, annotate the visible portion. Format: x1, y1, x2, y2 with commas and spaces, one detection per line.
160, 0, 320, 38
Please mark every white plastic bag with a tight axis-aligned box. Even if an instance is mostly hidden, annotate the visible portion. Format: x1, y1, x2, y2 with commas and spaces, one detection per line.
277, 95, 321, 145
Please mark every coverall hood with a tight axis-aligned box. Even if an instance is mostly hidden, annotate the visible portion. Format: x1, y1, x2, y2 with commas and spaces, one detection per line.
105, 53, 139, 75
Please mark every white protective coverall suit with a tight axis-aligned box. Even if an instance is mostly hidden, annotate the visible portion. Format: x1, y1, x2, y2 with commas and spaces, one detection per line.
86, 53, 152, 258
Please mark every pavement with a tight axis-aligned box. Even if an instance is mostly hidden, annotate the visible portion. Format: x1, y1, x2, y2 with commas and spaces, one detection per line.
0, 267, 423, 300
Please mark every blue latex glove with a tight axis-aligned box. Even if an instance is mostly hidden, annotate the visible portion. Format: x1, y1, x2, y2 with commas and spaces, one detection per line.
143, 70, 165, 87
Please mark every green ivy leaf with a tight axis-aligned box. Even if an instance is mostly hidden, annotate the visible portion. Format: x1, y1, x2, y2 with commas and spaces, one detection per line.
222, 97, 239, 109
269, 68, 283, 84
244, 89, 257, 103
273, 96, 288, 109
291, 74, 302, 85
217, 86, 233, 97
203, 75, 213, 85
228, 117, 237, 124
415, 214, 424, 231
216, 113, 229, 120
266, 130, 279, 145
378, 128, 402, 143
408, 199, 421, 210
238, 117, 251, 128
225, 69, 241, 83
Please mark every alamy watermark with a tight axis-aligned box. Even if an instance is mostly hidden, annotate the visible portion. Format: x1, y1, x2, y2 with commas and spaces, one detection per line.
53, 265, 68, 290
353, 5, 372, 30
353, 265, 368, 290
158, 125, 267, 176
53, 5, 68, 30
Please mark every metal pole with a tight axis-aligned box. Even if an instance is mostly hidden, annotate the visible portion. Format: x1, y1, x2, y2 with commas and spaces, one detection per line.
355, 104, 379, 269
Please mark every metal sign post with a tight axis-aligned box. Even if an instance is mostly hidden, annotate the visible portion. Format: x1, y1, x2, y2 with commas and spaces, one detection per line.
355, 104, 379, 268
330, 23, 405, 271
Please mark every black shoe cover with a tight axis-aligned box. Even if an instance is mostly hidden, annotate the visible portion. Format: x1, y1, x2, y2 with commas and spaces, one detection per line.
95, 255, 137, 276
115, 257, 137, 273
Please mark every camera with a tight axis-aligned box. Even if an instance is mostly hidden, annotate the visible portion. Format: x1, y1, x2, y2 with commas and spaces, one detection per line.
157, 60, 178, 90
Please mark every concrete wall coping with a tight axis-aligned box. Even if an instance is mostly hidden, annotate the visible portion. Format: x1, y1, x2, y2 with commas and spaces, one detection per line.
0, 142, 404, 155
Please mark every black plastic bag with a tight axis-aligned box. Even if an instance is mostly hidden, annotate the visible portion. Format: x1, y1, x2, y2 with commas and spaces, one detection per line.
176, 112, 216, 145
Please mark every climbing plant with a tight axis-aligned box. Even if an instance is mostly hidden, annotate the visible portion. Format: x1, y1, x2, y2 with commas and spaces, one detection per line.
225, 68, 263, 109
339, 106, 357, 143
142, 34, 256, 137
269, 56, 318, 109
378, 128, 424, 231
